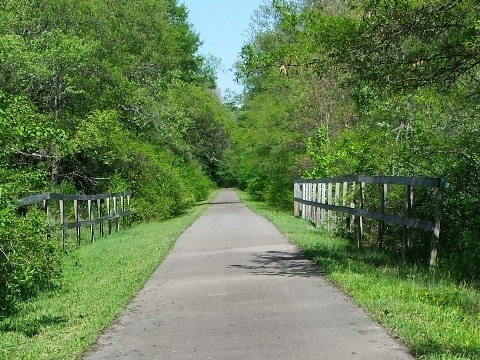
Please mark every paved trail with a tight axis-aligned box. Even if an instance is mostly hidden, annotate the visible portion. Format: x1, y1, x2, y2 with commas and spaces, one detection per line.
85, 189, 414, 360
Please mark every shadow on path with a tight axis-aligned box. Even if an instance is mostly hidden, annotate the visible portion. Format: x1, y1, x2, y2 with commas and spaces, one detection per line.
229, 251, 323, 278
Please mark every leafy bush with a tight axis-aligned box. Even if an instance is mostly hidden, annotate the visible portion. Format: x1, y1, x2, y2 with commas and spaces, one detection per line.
0, 200, 62, 317
117, 141, 213, 221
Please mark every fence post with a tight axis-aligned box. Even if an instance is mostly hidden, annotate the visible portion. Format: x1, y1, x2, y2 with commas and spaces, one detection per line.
107, 196, 112, 235
126, 192, 131, 227
74, 199, 81, 245
88, 199, 94, 243
430, 178, 446, 266
114, 195, 119, 232
305, 183, 312, 221
98, 198, 104, 237
334, 182, 340, 228
43, 199, 50, 240
377, 183, 387, 250
327, 183, 333, 231
302, 183, 306, 220
59, 199, 65, 248
321, 182, 326, 225
309, 183, 313, 225
403, 185, 413, 259
357, 181, 365, 248
309, 183, 317, 224
350, 182, 356, 232
311, 183, 316, 225
121, 193, 126, 230
293, 182, 298, 217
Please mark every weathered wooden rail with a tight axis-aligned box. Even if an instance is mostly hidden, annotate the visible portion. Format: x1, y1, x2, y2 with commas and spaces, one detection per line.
294, 175, 446, 265
18, 191, 132, 247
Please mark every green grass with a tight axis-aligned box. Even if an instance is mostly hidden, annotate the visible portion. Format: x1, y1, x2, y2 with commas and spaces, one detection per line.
238, 191, 480, 360
0, 190, 218, 360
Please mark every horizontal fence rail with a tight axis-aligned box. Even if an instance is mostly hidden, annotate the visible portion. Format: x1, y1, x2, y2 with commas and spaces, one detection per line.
294, 175, 446, 266
18, 191, 132, 248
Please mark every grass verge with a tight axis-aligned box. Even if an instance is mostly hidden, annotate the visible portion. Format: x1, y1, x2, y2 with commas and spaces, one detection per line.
0, 190, 219, 360
238, 191, 480, 360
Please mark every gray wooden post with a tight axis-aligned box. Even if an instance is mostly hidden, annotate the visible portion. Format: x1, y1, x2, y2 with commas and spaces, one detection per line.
97, 198, 104, 237
43, 199, 50, 240
127, 193, 131, 227
302, 183, 306, 220
294, 183, 299, 217
350, 182, 356, 231
107, 197, 112, 235
309, 183, 317, 224
334, 182, 340, 228
114, 196, 119, 232
59, 199, 65, 248
88, 199, 94, 243
430, 178, 446, 266
305, 183, 312, 221
74, 199, 81, 246
321, 183, 326, 225
403, 185, 413, 258
327, 183, 333, 231
357, 182, 365, 248
377, 183, 387, 250
121, 194, 125, 230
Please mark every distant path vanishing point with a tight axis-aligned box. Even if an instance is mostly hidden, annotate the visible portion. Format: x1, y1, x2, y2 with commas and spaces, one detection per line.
85, 189, 415, 360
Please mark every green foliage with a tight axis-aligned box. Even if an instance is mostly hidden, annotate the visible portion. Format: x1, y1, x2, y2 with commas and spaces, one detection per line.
123, 141, 213, 221
0, 0, 231, 316
0, 202, 62, 316
0, 91, 59, 195
0, 0, 229, 206
227, 0, 480, 281
304, 125, 335, 178
348, 0, 480, 93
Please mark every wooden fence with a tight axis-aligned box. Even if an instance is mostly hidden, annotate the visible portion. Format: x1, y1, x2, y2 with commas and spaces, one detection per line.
18, 191, 132, 247
293, 175, 446, 266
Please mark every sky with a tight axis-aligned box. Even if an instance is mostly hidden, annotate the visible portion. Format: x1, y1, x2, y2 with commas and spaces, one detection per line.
179, 0, 264, 98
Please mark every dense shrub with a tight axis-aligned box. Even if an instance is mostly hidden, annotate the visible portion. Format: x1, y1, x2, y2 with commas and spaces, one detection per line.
0, 201, 62, 316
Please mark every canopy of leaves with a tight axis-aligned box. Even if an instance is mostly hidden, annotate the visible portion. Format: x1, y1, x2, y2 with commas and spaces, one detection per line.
0, 0, 230, 202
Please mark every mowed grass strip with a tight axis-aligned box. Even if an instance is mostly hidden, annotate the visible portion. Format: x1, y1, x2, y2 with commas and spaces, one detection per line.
0, 190, 218, 360
238, 191, 480, 360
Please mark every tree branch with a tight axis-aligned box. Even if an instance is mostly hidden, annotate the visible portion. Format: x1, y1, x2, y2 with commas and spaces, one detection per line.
0, 248, 9, 261
17, 151, 58, 159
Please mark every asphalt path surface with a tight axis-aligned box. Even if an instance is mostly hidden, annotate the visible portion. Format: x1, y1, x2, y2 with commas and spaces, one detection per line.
85, 189, 415, 360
